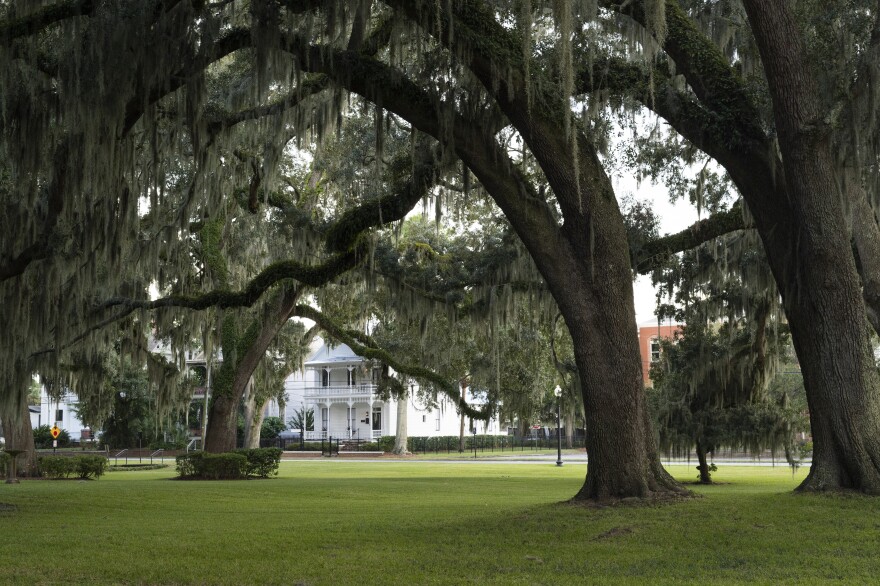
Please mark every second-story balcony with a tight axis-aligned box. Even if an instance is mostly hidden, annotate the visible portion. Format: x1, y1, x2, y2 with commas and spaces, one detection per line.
303, 383, 381, 402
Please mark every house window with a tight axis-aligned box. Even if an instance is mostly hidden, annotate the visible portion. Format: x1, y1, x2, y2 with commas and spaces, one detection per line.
650, 339, 661, 363
347, 369, 355, 386
321, 369, 330, 387
372, 408, 382, 431
422, 415, 426, 423
435, 411, 441, 431
371, 368, 381, 384
321, 408, 329, 432
55, 409, 63, 424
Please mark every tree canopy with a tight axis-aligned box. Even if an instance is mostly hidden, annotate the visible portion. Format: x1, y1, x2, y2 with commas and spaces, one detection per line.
4, 0, 880, 499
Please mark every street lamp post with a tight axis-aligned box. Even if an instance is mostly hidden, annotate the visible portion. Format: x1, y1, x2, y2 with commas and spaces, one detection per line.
554, 385, 563, 467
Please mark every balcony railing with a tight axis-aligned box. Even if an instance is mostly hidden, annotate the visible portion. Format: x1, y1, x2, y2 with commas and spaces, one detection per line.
303, 430, 382, 441
303, 383, 379, 400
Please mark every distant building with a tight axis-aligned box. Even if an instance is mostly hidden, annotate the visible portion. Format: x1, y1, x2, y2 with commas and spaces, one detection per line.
638, 321, 682, 386
265, 342, 505, 439
32, 388, 91, 441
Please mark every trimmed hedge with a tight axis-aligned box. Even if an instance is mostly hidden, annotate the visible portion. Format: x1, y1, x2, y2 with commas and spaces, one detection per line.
38, 455, 108, 479
176, 448, 281, 480
378, 435, 554, 453
234, 448, 282, 478
284, 442, 324, 451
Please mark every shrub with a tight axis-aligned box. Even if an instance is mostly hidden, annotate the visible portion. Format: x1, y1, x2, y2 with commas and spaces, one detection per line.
39, 456, 76, 479
378, 436, 395, 452
38, 455, 108, 479
234, 448, 282, 478
76, 455, 108, 479
260, 417, 286, 440
33, 425, 71, 449
284, 442, 323, 451
200, 453, 247, 480
175, 452, 202, 477
176, 452, 248, 480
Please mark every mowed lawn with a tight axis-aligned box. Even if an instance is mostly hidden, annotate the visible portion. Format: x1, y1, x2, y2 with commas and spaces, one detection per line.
1, 462, 878, 585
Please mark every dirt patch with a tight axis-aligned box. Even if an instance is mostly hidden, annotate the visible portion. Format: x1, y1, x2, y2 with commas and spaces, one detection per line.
564, 490, 698, 509
594, 526, 634, 540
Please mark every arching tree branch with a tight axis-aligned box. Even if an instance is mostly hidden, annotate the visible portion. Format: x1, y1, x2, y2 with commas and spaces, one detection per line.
294, 304, 490, 420
634, 202, 748, 274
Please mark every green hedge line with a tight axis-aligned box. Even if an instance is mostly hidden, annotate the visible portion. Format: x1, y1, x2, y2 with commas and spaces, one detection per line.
283, 441, 324, 451
38, 455, 108, 479
378, 435, 550, 452
176, 448, 282, 480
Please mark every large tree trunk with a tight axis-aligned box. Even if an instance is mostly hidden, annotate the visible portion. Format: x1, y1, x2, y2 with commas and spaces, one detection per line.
743, 0, 880, 493
560, 267, 682, 501
204, 288, 299, 453
246, 403, 268, 449
849, 181, 880, 336
695, 441, 712, 485
1, 399, 37, 477
242, 380, 266, 449
458, 380, 467, 453
564, 412, 574, 449
392, 390, 409, 455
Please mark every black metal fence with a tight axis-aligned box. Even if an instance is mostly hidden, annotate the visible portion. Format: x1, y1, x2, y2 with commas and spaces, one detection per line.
260, 432, 586, 454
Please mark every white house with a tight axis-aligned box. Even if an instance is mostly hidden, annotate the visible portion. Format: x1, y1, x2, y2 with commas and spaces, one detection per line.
32, 387, 91, 441
266, 342, 505, 440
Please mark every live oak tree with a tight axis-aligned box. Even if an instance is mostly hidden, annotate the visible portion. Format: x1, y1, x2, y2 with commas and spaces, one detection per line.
590, 0, 880, 493
14, 0, 879, 499
0, 0, 686, 501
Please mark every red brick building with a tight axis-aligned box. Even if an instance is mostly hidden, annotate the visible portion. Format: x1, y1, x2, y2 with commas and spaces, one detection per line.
638, 321, 682, 386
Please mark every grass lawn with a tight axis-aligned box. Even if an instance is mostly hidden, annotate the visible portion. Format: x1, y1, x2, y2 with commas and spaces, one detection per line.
1, 462, 878, 585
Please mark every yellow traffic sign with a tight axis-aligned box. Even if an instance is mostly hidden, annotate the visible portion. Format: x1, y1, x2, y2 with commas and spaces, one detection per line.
50, 426, 60, 439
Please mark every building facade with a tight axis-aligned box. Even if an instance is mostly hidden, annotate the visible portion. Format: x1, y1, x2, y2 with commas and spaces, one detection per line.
267, 342, 505, 440
638, 321, 682, 386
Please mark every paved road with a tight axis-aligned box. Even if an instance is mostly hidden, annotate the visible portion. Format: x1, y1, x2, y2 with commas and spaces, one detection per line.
277, 454, 810, 467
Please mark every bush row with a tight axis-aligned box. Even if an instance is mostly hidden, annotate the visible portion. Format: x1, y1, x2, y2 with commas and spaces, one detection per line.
38, 455, 108, 479
283, 441, 323, 451
377, 435, 553, 453
176, 448, 282, 480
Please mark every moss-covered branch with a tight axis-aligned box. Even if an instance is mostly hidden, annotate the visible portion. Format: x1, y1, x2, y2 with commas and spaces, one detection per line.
0, 137, 69, 282
101, 244, 365, 317
294, 304, 491, 420
0, 0, 94, 42
324, 137, 441, 253
633, 202, 748, 274
205, 74, 331, 137
599, 0, 766, 150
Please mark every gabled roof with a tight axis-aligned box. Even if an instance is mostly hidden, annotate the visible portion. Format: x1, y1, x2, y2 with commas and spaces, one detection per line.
304, 343, 364, 367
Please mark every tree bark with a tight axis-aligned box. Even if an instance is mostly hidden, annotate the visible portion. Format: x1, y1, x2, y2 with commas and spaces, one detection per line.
242, 380, 267, 449
695, 442, 712, 485
564, 412, 574, 449
742, 0, 880, 493
391, 389, 409, 455
458, 381, 467, 453
205, 288, 300, 453
849, 180, 880, 336
1, 400, 37, 477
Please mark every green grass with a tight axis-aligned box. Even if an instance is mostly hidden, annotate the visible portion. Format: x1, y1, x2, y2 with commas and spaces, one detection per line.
0, 463, 878, 585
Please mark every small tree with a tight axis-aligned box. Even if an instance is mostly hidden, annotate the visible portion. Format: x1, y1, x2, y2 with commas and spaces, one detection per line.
288, 407, 314, 433
260, 417, 286, 441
